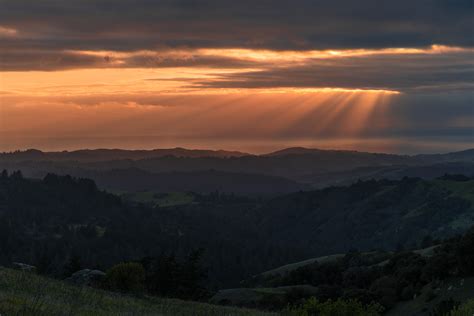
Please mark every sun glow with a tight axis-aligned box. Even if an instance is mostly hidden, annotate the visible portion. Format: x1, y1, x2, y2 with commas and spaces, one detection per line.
6, 45, 452, 152
1, 84, 398, 148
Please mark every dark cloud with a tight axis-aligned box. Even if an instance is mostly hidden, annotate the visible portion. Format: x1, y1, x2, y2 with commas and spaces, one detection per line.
0, 47, 258, 71
1, 0, 472, 93
193, 50, 474, 92
0, 0, 472, 51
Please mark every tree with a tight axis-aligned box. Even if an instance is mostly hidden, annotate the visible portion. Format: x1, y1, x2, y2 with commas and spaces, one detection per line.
10, 170, 23, 180
456, 227, 474, 274
64, 255, 82, 277
105, 262, 145, 293
284, 297, 383, 316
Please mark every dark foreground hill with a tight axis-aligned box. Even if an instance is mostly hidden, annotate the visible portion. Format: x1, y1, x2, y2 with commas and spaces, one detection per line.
0, 267, 273, 316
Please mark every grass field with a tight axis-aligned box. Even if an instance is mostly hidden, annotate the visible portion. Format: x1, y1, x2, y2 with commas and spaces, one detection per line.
0, 268, 276, 316
117, 191, 196, 207
435, 179, 474, 204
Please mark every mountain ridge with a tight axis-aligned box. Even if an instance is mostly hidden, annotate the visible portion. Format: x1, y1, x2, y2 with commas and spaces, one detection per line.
2, 147, 474, 161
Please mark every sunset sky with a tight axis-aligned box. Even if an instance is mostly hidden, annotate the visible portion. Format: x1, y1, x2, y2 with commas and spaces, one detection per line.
0, 0, 473, 153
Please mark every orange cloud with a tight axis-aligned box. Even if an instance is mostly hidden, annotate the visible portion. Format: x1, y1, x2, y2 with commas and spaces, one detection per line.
0, 26, 17, 37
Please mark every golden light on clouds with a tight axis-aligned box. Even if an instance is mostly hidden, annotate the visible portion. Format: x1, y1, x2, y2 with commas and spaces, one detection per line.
1, 44, 470, 152
198, 45, 470, 61
69, 44, 471, 64
0, 25, 17, 37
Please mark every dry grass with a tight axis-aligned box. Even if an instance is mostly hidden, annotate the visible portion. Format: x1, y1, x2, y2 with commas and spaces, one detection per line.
0, 267, 276, 316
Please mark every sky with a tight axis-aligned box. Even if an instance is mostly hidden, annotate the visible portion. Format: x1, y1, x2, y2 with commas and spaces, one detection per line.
0, 0, 473, 154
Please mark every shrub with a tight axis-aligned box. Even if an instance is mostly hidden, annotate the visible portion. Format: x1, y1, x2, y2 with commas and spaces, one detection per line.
342, 288, 378, 305
456, 227, 474, 275
400, 285, 415, 301
448, 299, 474, 316
105, 262, 145, 293
369, 276, 398, 308
283, 297, 384, 316
432, 299, 460, 316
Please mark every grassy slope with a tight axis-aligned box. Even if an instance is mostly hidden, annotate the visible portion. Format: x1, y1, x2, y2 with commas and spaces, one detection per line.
121, 191, 195, 207
0, 268, 275, 316
260, 254, 345, 277
436, 179, 474, 204
435, 179, 474, 231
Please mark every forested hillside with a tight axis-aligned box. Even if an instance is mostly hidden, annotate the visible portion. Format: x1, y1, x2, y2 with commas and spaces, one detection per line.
0, 171, 473, 290
0, 171, 306, 287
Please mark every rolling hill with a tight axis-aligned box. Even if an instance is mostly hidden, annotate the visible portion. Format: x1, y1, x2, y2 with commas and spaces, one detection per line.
1, 147, 473, 194
1, 172, 473, 289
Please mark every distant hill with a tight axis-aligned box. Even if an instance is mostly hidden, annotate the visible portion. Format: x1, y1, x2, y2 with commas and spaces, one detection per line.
263, 147, 327, 156
416, 148, 474, 162
2, 146, 474, 201
0, 163, 307, 195
0, 148, 250, 162
298, 161, 474, 188
2, 148, 473, 190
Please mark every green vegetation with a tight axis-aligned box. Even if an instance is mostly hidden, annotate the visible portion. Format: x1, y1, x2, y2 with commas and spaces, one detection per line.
283, 297, 383, 316
435, 178, 474, 204
449, 299, 474, 316
1, 172, 474, 289
121, 191, 195, 207
104, 262, 145, 293
261, 254, 346, 277
238, 225, 474, 314
0, 268, 275, 316
1, 171, 474, 315
153, 192, 196, 207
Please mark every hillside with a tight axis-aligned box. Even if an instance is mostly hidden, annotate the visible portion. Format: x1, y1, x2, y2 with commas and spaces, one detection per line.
298, 162, 474, 188
80, 168, 308, 195
1, 172, 473, 289
0, 267, 273, 316
0, 172, 307, 287
255, 176, 474, 255
216, 226, 474, 314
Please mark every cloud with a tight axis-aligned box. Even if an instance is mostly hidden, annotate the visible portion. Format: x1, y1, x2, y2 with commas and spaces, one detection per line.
0, 0, 472, 154
0, 0, 472, 51
190, 47, 474, 92
0, 25, 17, 37
0, 48, 258, 71
2, 46, 473, 93
1, 1, 472, 93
